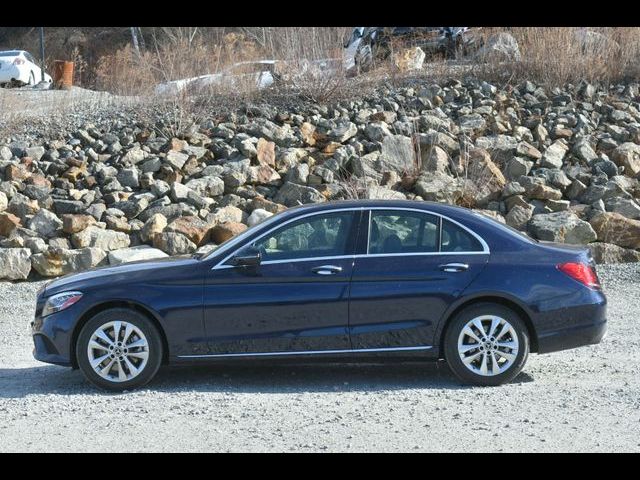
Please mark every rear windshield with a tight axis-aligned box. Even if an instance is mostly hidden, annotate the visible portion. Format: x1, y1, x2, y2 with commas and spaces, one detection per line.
0, 51, 22, 57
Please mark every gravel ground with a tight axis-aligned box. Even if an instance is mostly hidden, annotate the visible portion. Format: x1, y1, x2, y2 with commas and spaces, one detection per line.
0, 264, 638, 452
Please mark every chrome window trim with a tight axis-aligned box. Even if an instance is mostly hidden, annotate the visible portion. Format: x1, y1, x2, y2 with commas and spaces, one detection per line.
213, 254, 357, 270
366, 207, 489, 255
211, 205, 490, 270
178, 345, 432, 359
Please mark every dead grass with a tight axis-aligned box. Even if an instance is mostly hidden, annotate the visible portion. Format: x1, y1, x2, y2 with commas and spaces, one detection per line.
471, 27, 640, 87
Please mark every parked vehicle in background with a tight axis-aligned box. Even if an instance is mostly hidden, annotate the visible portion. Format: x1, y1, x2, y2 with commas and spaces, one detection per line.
343, 27, 481, 76
0, 50, 52, 87
154, 60, 280, 96
31, 200, 607, 391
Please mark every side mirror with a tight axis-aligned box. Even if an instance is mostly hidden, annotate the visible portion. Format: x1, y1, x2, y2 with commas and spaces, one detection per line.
231, 246, 261, 267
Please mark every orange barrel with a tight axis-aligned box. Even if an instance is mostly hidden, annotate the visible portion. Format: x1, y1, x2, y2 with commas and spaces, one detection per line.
52, 60, 74, 89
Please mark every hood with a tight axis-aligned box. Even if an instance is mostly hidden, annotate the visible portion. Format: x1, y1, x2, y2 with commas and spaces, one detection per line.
43, 254, 200, 295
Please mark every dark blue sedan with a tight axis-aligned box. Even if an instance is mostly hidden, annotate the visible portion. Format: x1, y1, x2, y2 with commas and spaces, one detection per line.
31, 200, 607, 390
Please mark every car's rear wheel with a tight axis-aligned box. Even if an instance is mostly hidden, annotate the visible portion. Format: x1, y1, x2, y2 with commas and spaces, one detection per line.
444, 303, 529, 386
76, 308, 163, 391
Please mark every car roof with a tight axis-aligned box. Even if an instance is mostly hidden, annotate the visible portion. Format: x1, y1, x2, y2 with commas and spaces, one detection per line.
284, 199, 477, 218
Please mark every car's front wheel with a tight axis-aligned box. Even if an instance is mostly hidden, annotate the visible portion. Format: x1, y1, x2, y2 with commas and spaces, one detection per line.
444, 303, 529, 386
76, 308, 163, 391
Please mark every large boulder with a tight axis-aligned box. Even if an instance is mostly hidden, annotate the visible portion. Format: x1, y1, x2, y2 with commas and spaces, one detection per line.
414, 172, 470, 204
165, 216, 211, 246
327, 122, 358, 143
604, 197, 640, 220
589, 212, 640, 249
140, 213, 167, 243
27, 209, 62, 238
0, 212, 22, 237
207, 205, 245, 226
185, 176, 225, 197
539, 140, 568, 169
611, 143, 640, 177
588, 242, 640, 264
528, 211, 597, 244
152, 232, 197, 255
378, 135, 417, 175
274, 182, 325, 207
210, 222, 247, 244
421, 145, 450, 173
393, 46, 426, 72
31, 247, 107, 277
256, 138, 276, 167
465, 148, 506, 205
62, 214, 97, 234
247, 208, 274, 227
71, 226, 131, 251
108, 245, 169, 266
0, 248, 31, 280
476, 32, 521, 62
505, 204, 534, 230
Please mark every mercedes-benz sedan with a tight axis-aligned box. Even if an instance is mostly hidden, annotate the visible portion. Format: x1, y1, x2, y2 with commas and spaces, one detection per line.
32, 200, 607, 390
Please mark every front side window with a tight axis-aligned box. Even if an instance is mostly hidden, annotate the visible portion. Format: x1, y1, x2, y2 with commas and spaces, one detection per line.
369, 210, 439, 254
248, 211, 355, 262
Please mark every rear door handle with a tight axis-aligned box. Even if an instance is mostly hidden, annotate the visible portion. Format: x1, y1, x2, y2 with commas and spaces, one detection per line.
311, 265, 343, 275
439, 263, 469, 273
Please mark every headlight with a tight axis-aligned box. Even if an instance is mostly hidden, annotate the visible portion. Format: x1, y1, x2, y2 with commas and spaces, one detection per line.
42, 291, 83, 317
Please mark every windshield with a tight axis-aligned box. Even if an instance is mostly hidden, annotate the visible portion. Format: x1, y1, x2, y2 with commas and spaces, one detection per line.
0, 50, 22, 57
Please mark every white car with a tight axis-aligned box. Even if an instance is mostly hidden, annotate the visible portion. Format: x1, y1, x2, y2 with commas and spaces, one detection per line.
155, 61, 279, 96
0, 50, 52, 87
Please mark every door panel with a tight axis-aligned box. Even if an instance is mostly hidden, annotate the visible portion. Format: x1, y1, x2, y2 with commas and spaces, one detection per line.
348, 208, 489, 350
349, 254, 488, 349
204, 258, 354, 354
203, 210, 363, 354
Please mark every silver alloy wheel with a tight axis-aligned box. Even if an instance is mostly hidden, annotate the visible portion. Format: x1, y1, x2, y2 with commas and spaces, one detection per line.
87, 321, 149, 383
457, 315, 519, 377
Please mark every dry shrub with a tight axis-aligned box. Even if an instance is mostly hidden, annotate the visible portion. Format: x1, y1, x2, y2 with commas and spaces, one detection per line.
473, 27, 640, 87
95, 46, 157, 95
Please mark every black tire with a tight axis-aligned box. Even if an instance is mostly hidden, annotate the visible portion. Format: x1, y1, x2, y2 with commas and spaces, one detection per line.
76, 308, 163, 391
444, 303, 529, 386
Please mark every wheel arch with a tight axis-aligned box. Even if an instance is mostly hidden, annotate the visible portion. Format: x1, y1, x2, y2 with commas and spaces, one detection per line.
436, 294, 538, 358
70, 300, 170, 369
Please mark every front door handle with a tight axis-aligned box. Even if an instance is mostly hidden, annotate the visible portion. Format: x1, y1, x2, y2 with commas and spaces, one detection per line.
311, 265, 343, 275
439, 263, 469, 273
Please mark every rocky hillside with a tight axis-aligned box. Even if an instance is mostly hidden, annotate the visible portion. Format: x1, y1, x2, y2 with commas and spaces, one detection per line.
1, 77, 640, 280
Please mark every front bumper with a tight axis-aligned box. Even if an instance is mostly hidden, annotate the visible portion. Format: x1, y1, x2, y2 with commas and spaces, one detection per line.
31, 297, 80, 367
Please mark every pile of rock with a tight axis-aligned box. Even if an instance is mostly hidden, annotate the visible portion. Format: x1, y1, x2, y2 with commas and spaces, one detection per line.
1, 76, 640, 280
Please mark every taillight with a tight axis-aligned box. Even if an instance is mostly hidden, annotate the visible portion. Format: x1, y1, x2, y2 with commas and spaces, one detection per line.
13, 58, 25, 65
557, 262, 601, 289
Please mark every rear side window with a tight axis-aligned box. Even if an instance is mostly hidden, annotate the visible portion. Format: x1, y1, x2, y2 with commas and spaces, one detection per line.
441, 219, 484, 252
369, 210, 439, 254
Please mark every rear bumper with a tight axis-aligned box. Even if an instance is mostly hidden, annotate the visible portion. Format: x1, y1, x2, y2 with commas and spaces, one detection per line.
0, 65, 25, 83
535, 296, 607, 354
537, 317, 607, 354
